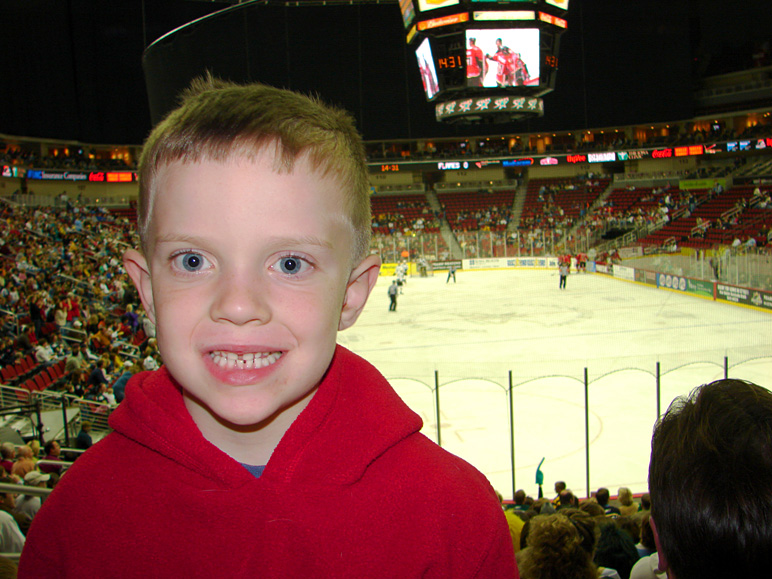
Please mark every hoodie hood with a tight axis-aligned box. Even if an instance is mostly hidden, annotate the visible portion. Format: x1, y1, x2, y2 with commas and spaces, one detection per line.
109, 345, 423, 488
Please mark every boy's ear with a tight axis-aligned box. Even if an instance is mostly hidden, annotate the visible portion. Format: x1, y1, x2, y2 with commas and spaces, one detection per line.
123, 249, 156, 325
339, 253, 381, 331
648, 516, 670, 575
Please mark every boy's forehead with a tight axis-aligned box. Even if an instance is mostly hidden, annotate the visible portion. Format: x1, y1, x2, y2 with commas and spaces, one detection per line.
146, 153, 354, 248
154, 150, 345, 197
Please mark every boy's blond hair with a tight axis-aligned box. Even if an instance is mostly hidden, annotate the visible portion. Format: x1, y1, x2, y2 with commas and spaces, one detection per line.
137, 75, 371, 260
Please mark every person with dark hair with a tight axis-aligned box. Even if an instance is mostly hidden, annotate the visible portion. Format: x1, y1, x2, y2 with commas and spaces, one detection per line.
596, 487, 620, 515
557, 488, 578, 510
579, 499, 606, 518
649, 378, 772, 579
631, 492, 650, 526
629, 512, 664, 578
594, 521, 640, 579
84, 359, 109, 398
74, 421, 92, 450
552, 480, 566, 506
615, 516, 641, 547
387, 279, 398, 311
513, 488, 529, 512
38, 440, 62, 475
0, 444, 14, 476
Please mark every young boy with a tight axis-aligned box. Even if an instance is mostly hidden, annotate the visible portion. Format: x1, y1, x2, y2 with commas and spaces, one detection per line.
19, 78, 515, 577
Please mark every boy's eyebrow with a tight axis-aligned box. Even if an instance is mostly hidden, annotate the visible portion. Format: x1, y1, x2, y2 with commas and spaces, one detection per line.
153, 233, 335, 250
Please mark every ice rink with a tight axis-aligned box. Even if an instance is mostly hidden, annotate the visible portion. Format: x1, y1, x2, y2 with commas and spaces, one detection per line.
337, 267, 772, 501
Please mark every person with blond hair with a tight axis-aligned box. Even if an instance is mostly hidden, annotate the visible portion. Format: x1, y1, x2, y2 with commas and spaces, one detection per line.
617, 487, 638, 517
10, 447, 35, 479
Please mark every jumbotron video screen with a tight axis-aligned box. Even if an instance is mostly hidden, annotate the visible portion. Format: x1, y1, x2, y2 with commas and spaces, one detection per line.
402, 0, 569, 124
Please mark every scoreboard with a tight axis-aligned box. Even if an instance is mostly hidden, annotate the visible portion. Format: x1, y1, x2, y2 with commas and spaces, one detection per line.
401, 0, 569, 124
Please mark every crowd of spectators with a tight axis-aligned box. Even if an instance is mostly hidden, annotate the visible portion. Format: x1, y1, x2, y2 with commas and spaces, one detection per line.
501, 482, 659, 579
444, 203, 512, 232
0, 199, 159, 408
7, 117, 769, 171
365, 122, 772, 162
1, 147, 135, 173
0, 198, 166, 561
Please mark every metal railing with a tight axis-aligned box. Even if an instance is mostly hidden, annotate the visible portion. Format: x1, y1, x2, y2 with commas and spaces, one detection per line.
0, 385, 114, 445
384, 348, 771, 502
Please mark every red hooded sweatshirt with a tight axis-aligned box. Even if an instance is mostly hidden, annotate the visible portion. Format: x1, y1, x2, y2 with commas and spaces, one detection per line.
19, 346, 516, 578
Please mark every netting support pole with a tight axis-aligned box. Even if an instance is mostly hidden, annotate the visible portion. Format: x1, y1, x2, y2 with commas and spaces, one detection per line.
656, 361, 661, 419
60, 394, 71, 447
434, 370, 441, 447
584, 367, 590, 499
724, 356, 729, 379
509, 370, 515, 501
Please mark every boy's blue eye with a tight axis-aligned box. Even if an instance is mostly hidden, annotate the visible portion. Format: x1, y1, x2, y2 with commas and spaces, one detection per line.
178, 253, 207, 272
278, 257, 301, 275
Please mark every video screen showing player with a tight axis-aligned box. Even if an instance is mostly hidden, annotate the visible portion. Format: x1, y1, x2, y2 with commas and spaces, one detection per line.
466, 37, 488, 87
465, 28, 540, 88
415, 37, 440, 100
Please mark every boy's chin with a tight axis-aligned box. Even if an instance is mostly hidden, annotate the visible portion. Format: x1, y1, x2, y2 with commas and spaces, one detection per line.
183, 386, 317, 434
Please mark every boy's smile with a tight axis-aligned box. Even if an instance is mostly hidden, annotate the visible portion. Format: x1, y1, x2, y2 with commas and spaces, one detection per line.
124, 150, 379, 463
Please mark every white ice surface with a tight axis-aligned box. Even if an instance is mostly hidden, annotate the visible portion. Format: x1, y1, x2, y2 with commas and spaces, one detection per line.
337, 268, 772, 500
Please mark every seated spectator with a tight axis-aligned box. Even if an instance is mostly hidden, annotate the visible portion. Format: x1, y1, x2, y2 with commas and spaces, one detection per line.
15, 470, 51, 530
84, 359, 109, 397
11, 446, 36, 479
38, 440, 63, 475
75, 421, 93, 450
33, 337, 55, 365
497, 491, 525, 556
557, 488, 579, 510
635, 512, 656, 558
143, 343, 159, 371
90, 325, 113, 353
53, 304, 67, 328
615, 515, 641, 547
649, 379, 772, 579
0, 477, 25, 554
636, 493, 650, 516
28, 440, 41, 461
596, 487, 620, 516
512, 489, 529, 512
617, 487, 638, 516
122, 304, 139, 334
517, 513, 598, 579
111, 360, 134, 404
0, 444, 15, 476
594, 520, 640, 579
579, 498, 605, 518
64, 343, 87, 375
629, 552, 665, 579
0, 336, 17, 367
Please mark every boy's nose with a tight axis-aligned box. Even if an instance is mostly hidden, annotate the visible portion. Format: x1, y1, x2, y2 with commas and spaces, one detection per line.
210, 272, 271, 326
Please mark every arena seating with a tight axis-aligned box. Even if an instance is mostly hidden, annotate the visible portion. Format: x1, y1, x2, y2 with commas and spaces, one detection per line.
437, 189, 516, 231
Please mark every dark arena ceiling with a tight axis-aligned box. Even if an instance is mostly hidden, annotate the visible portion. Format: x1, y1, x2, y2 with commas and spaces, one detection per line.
0, 0, 768, 145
